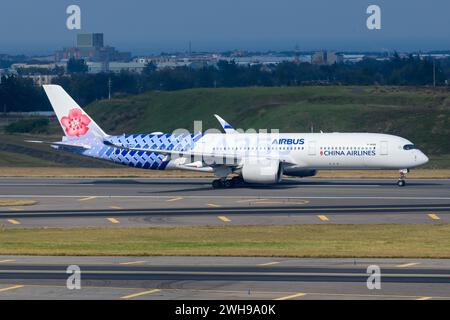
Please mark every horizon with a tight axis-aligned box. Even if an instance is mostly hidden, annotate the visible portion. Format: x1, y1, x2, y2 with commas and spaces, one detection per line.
1, 0, 450, 55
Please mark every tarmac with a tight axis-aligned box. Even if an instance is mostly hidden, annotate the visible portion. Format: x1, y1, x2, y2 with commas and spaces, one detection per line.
0, 177, 449, 227
0, 256, 449, 300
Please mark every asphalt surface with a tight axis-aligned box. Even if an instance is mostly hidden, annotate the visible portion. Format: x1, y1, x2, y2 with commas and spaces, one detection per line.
0, 256, 450, 300
0, 177, 449, 227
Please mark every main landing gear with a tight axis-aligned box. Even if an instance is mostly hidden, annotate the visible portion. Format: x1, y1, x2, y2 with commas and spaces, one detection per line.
212, 176, 245, 189
397, 169, 409, 187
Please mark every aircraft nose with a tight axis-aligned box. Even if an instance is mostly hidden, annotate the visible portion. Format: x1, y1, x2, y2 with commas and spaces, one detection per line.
418, 151, 429, 165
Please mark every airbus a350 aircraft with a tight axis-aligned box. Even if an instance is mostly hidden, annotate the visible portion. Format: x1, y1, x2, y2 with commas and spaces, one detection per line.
30, 85, 429, 188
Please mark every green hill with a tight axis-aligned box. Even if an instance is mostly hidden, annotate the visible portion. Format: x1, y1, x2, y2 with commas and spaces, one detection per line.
2, 86, 450, 168
88, 86, 450, 156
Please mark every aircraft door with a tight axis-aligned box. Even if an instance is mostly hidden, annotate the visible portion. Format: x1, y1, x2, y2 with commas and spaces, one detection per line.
380, 141, 388, 155
308, 141, 316, 156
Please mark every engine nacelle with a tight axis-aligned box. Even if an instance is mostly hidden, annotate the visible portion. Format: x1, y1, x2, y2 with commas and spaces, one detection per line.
241, 159, 283, 184
284, 167, 317, 178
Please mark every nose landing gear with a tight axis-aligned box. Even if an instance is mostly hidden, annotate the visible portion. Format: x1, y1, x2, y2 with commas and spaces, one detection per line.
397, 169, 409, 187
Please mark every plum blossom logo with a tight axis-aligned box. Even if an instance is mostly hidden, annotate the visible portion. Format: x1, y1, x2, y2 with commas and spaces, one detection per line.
61, 108, 91, 137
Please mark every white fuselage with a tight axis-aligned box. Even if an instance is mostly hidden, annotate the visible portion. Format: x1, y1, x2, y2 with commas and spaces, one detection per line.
166, 132, 429, 171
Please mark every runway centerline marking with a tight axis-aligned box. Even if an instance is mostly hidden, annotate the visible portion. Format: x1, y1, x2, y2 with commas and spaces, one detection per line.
0, 260, 16, 263
7, 219, 21, 225
107, 218, 120, 224
120, 289, 160, 299
318, 215, 329, 222
0, 285, 24, 293
428, 213, 440, 220
258, 262, 280, 267
274, 292, 306, 300
416, 296, 432, 300
109, 206, 123, 210
236, 199, 268, 203
207, 204, 221, 208
119, 260, 146, 266
396, 262, 419, 268
167, 197, 184, 202
79, 196, 97, 202
9, 207, 24, 212
218, 216, 231, 222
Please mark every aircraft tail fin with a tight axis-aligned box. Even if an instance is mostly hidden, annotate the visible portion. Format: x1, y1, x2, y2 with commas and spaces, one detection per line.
43, 85, 107, 139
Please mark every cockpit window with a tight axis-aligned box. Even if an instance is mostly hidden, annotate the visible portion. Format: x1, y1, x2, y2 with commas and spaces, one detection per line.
403, 144, 417, 150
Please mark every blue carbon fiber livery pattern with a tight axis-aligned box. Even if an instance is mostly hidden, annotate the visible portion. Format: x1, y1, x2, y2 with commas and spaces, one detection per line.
61, 132, 203, 170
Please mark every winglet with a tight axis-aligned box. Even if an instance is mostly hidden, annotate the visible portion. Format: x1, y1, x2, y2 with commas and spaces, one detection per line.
214, 114, 238, 134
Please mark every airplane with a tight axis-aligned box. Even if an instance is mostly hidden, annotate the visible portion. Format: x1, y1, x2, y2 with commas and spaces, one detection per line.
29, 85, 429, 189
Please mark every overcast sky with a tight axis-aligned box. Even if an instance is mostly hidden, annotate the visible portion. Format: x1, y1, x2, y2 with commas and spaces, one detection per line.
1, 0, 449, 55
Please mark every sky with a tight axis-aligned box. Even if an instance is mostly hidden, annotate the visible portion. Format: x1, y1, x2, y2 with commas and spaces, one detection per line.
1, 0, 449, 55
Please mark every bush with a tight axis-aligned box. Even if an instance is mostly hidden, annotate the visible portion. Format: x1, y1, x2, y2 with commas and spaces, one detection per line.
5, 118, 50, 134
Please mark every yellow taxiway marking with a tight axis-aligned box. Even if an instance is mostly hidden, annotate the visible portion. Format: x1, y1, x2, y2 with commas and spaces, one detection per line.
207, 203, 221, 208
107, 218, 120, 224
119, 260, 146, 266
9, 207, 24, 211
79, 196, 97, 201
258, 262, 280, 267
396, 262, 419, 268
318, 215, 329, 222
0, 285, 24, 293
7, 219, 21, 225
274, 292, 306, 300
167, 197, 184, 202
0, 260, 16, 263
109, 206, 123, 210
217, 216, 231, 222
428, 213, 440, 220
120, 289, 161, 299
416, 296, 432, 301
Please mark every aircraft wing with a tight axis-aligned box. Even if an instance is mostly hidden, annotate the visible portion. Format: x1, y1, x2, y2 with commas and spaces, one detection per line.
103, 141, 296, 166
214, 114, 238, 134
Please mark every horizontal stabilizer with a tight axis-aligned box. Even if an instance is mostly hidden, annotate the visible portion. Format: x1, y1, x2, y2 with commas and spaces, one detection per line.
25, 140, 90, 150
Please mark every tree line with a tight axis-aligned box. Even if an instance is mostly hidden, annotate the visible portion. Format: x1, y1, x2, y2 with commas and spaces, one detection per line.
1, 54, 449, 112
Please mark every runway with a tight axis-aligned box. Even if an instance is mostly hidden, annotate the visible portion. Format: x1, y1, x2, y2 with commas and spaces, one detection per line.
0, 177, 450, 227
0, 256, 450, 300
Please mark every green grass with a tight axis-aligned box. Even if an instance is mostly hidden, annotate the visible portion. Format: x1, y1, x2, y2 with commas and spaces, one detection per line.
1, 224, 450, 258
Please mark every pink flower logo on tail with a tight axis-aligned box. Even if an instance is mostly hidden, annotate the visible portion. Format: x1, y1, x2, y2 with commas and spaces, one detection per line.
61, 108, 91, 137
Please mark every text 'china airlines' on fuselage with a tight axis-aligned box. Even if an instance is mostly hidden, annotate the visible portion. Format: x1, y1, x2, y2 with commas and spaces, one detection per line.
29, 85, 429, 189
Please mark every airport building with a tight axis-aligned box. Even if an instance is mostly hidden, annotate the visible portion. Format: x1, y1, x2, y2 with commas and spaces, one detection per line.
312, 50, 344, 65
55, 33, 132, 72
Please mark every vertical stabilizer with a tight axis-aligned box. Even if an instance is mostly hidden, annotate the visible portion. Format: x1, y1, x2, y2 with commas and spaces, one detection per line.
43, 85, 107, 139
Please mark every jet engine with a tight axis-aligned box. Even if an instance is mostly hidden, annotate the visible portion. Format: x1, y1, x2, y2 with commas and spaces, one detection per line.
283, 167, 317, 178
241, 159, 283, 184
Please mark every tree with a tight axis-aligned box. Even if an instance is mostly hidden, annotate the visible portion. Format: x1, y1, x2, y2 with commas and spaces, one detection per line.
143, 62, 157, 76
67, 58, 88, 74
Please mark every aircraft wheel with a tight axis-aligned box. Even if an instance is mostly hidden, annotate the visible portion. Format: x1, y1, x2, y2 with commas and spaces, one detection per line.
397, 180, 406, 187
231, 176, 244, 187
224, 180, 233, 188
212, 179, 223, 189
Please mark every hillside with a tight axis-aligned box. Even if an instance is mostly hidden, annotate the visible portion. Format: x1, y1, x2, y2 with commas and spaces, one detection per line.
2, 86, 450, 168
88, 86, 450, 156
